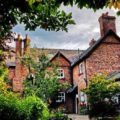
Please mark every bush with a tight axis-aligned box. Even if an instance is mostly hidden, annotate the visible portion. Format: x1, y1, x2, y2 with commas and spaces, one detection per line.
0, 94, 49, 120
84, 75, 120, 119
49, 110, 71, 120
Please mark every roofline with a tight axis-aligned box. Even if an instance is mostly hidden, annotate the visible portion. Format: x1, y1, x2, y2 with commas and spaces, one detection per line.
50, 51, 71, 64
72, 30, 120, 67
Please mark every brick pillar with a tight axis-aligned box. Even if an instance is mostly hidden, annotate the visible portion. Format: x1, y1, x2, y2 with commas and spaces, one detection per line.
13, 61, 23, 92
23, 34, 30, 55
98, 12, 116, 37
15, 34, 22, 56
12, 34, 22, 92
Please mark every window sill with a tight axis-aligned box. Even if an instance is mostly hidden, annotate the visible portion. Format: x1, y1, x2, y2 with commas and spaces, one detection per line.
60, 78, 66, 80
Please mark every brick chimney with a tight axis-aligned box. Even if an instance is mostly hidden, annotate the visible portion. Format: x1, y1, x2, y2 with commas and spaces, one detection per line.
15, 34, 22, 56
98, 12, 116, 37
23, 34, 30, 55
89, 39, 96, 46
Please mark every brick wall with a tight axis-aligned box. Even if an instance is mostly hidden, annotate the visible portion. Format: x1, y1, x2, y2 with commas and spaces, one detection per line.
8, 67, 15, 80
86, 36, 120, 80
72, 34, 120, 113
8, 35, 30, 92
99, 13, 116, 37
51, 55, 72, 84
50, 54, 74, 113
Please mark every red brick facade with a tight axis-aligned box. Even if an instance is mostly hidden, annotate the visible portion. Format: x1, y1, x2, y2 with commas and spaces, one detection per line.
50, 52, 72, 83
50, 52, 74, 113
8, 35, 30, 92
72, 13, 120, 114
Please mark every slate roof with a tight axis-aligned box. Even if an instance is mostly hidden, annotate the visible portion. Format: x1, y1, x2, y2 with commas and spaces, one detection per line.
72, 30, 120, 67
50, 51, 71, 64
106, 71, 120, 81
6, 62, 16, 67
31, 48, 83, 60
7, 48, 83, 66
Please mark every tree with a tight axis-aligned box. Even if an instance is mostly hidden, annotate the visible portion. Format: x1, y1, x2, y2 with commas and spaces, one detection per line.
1, 0, 120, 39
84, 75, 120, 119
1, 0, 120, 51
23, 54, 69, 102
0, 0, 75, 38
0, 54, 50, 120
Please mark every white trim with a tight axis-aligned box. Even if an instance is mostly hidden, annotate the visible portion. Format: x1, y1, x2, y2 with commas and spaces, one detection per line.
56, 92, 65, 103
79, 63, 84, 74
57, 68, 64, 79
75, 94, 78, 114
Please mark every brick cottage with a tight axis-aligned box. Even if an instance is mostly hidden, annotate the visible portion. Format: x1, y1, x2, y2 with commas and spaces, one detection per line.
6, 13, 120, 114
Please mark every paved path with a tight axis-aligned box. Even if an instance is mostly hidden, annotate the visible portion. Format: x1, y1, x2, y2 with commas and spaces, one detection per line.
68, 114, 89, 120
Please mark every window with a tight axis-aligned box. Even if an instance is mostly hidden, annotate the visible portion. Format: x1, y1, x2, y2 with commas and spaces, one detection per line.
57, 69, 64, 79
56, 92, 65, 103
79, 63, 84, 74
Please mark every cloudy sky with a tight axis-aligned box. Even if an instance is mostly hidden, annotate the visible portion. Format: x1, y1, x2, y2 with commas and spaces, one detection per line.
12, 6, 120, 50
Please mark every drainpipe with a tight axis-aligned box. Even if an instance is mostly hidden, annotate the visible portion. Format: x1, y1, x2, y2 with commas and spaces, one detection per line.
84, 60, 88, 87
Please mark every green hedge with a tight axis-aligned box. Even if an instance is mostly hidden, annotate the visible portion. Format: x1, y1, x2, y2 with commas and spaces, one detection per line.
0, 94, 49, 120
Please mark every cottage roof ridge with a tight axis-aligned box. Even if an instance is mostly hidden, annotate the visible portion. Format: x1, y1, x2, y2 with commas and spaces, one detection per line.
49, 51, 71, 64
72, 30, 120, 67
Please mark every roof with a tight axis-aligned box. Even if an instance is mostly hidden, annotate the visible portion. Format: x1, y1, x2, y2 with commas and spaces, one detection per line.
106, 71, 120, 81
50, 51, 71, 64
66, 85, 77, 94
72, 30, 120, 67
7, 48, 83, 66
30, 48, 83, 61
6, 62, 16, 67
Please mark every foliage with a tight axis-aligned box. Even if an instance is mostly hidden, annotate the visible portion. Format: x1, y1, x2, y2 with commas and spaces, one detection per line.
1, 0, 120, 39
0, 94, 49, 120
23, 54, 69, 102
49, 110, 71, 120
0, 55, 50, 120
1, 0, 120, 50
116, 115, 120, 120
84, 75, 120, 118
0, 0, 75, 38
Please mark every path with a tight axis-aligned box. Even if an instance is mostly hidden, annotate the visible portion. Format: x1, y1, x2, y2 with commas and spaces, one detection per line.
68, 114, 89, 120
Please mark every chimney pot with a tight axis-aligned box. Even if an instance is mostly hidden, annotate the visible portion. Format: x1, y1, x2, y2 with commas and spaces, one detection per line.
15, 34, 22, 56
89, 39, 96, 46
24, 34, 30, 55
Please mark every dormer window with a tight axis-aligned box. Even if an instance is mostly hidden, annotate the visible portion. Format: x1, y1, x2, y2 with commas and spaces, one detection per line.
57, 69, 64, 79
79, 63, 84, 74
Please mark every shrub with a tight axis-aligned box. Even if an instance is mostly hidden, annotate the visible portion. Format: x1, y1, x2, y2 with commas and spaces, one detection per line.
84, 75, 120, 119
0, 94, 49, 120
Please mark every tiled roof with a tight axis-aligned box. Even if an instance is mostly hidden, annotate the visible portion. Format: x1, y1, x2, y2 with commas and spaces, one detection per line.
106, 71, 120, 81
31, 48, 83, 58
6, 62, 16, 67
72, 30, 120, 67
6, 48, 83, 66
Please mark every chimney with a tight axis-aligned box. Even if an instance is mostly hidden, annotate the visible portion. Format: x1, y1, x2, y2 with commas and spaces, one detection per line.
15, 34, 22, 56
98, 12, 116, 37
89, 39, 96, 46
23, 34, 30, 55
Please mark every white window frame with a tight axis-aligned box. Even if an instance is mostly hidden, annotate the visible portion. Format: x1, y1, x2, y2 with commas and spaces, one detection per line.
79, 63, 84, 74
56, 92, 65, 103
57, 69, 64, 79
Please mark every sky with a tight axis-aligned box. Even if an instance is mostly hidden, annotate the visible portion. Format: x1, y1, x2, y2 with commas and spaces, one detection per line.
12, 6, 120, 50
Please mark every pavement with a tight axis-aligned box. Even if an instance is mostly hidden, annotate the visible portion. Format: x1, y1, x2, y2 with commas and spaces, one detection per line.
68, 114, 89, 120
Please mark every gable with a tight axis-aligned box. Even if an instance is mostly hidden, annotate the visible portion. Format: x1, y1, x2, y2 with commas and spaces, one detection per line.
103, 35, 120, 44
50, 52, 71, 66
